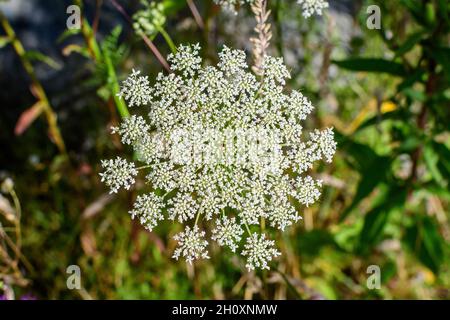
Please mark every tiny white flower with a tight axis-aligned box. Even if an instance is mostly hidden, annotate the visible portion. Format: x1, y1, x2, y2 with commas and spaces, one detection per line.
168, 193, 199, 223
99, 157, 138, 194
212, 216, 244, 252
295, 176, 323, 207
111, 115, 150, 145
167, 43, 202, 78
310, 128, 337, 163
213, 0, 255, 14
117, 69, 152, 107
297, 0, 329, 18
262, 56, 291, 85
268, 201, 301, 231
172, 225, 210, 264
129, 193, 164, 231
218, 45, 248, 77
242, 233, 281, 271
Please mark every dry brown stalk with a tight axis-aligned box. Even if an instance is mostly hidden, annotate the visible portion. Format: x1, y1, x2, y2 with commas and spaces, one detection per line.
250, 0, 272, 76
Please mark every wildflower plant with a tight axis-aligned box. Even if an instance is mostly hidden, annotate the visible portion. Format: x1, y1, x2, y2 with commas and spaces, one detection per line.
100, 42, 337, 271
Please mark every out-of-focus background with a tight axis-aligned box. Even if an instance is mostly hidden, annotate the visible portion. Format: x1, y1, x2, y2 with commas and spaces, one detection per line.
0, 0, 449, 299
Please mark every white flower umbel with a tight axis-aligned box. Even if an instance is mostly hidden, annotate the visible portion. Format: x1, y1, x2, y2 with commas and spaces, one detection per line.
295, 176, 323, 207
172, 225, 210, 264
297, 0, 329, 18
242, 233, 281, 271
168, 193, 199, 223
102, 44, 337, 268
111, 115, 150, 145
117, 69, 152, 107
212, 216, 244, 252
214, 0, 255, 14
100, 157, 137, 194
129, 193, 164, 231
167, 43, 202, 77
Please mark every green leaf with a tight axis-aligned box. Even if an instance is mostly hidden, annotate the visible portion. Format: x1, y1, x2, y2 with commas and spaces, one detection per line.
0, 36, 11, 49
430, 47, 450, 82
397, 69, 426, 92
357, 185, 407, 254
424, 183, 450, 201
162, 0, 187, 13
405, 215, 445, 273
355, 109, 405, 133
424, 143, 447, 187
24, 50, 62, 70
425, 3, 437, 26
338, 134, 392, 221
400, 0, 427, 25
395, 31, 425, 57
437, 0, 449, 22
57, 28, 81, 43
332, 58, 407, 77
433, 141, 450, 180
402, 87, 426, 102
297, 230, 340, 257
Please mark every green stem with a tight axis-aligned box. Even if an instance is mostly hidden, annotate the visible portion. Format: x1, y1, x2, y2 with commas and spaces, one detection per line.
75, 0, 129, 119
243, 221, 252, 236
0, 11, 66, 155
274, 0, 285, 59
157, 26, 177, 54
104, 51, 130, 118
194, 211, 201, 226
275, 269, 302, 299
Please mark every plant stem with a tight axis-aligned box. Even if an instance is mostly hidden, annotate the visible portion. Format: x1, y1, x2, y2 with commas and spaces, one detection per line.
274, 0, 285, 59
186, 0, 204, 29
9, 189, 22, 265
0, 11, 66, 155
75, 0, 130, 119
157, 26, 177, 54
194, 211, 201, 225
108, 0, 171, 72
243, 221, 252, 236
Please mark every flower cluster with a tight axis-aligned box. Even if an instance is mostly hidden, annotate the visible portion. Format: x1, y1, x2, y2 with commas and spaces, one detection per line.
100, 157, 137, 194
214, 0, 255, 14
242, 233, 281, 270
101, 44, 337, 271
297, 0, 329, 18
133, 0, 166, 37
